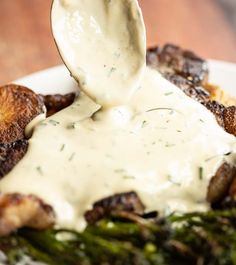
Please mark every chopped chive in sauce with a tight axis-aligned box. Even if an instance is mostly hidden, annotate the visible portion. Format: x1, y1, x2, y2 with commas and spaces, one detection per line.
123, 175, 135, 180
69, 153, 76, 161
49, 120, 60, 126
164, 92, 173, 96
67, 123, 76, 130
199, 167, 203, 180
60, 144, 65, 152
146, 107, 173, 113
36, 166, 43, 176
108, 67, 116, 77
142, 120, 147, 128
146, 107, 180, 115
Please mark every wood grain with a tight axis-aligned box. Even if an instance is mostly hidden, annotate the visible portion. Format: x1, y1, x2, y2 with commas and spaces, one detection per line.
0, 0, 235, 85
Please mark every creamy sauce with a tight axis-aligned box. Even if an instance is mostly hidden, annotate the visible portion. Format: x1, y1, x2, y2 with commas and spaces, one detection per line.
51, 0, 146, 106
1, 68, 236, 229
1, 0, 236, 230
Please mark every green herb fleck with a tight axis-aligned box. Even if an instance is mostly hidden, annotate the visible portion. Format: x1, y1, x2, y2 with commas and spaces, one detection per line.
199, 167, 203, 180
36, 166, 43, 176
142, 120, 147, 128
146, 107, 172, 112
108, 67, 116, 77
49, 120, 60, 126
69, 153, 76, 161
60, 144, 65, 152
67, 122, 76, 129
164, 92, 173, 96
123, 176, 135, 180
146, 108, 179, 115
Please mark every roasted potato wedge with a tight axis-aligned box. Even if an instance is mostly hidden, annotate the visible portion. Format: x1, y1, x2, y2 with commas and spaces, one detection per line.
0, 85, 45, 144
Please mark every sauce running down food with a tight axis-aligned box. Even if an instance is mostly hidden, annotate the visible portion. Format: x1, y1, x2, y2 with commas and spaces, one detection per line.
0, 0, 236, 230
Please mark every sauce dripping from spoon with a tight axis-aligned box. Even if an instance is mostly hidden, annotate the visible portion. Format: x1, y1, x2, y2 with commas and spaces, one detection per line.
51, 0, 146, 107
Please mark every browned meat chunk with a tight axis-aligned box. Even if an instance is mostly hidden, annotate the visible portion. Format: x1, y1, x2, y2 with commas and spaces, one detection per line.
0, 85, 45, 144
41, 93, 76, 117
147, 44, 209, 85
207, 163, 236, 204
85, 192, 145, 224
0, 140, 28, 179
164, 73, 210, 104
0, 193, 55, 236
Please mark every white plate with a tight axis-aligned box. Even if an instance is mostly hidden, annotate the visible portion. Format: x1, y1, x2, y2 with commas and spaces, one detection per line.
14, 60, 236, 97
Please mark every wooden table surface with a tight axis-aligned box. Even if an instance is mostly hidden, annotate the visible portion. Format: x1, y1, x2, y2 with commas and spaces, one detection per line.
0, 0, 236, 85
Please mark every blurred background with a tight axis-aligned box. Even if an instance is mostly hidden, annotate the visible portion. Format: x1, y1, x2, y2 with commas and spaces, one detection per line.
0, 0, 236, 85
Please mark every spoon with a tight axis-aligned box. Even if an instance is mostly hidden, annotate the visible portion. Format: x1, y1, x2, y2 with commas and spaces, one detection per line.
51, 0, 146, 107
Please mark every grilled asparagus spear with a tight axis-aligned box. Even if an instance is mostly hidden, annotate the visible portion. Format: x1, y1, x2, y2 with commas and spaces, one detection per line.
1, 209, 236, 265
